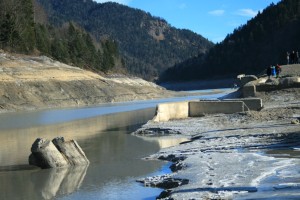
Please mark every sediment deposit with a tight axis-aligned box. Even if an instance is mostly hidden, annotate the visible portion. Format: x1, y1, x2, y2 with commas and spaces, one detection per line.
0, 52, 174, 112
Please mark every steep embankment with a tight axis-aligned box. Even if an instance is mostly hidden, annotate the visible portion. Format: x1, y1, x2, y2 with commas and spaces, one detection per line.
0, 52, 174, 112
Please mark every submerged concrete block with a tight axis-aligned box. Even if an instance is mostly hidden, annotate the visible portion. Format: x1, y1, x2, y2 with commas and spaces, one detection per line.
52, 137, 89, 166
29, 138, 69, 169
153, 101, 189, 122
189, 101, 244, 117
29, 137, 89, 169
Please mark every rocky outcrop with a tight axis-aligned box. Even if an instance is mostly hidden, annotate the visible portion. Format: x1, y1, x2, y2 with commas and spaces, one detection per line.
29, 137, 89, 169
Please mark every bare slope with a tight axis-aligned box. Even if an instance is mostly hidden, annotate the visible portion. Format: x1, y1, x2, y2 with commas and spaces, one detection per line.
0, 52, 173, 112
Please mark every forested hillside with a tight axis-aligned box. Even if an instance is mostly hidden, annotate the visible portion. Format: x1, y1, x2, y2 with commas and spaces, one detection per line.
0, 0, 122, 73
34, 0, 213, 80
159, 0, 300, 82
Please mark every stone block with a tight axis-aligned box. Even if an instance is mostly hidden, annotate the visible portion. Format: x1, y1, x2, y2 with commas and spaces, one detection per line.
29, 138, 69, 168
189, 101, 244, 117
242, 83, 256, 97
29, 137, 89, 169
153, 101, 189, 122
225, 98, 263, 111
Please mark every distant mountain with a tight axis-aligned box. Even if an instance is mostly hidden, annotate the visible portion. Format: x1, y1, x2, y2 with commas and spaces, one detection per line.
35, 0, 213, 81
159, 0, 300, 82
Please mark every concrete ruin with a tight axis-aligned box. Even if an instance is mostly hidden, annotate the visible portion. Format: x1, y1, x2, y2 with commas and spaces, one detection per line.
153, 98, 263, 122
242, 77, 300, 97
29, 137, 89, 169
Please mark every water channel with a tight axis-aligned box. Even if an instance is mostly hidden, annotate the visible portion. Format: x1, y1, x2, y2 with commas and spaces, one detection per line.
0, 90, 229, 200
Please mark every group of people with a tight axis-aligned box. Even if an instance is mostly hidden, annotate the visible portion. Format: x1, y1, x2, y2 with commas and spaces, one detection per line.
267, 64, 281, 79
287, 51, 299, 64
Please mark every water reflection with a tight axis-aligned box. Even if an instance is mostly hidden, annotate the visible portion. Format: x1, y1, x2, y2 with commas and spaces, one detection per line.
31, 166, 88, 200
0, 91, 230, 200
0, 109, 166, 200
0, 108, 155, 166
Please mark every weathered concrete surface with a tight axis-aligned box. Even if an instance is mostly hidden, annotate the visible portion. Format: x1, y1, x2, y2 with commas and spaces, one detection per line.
224, 98, 263, 111
29, 137, 89, 169
153, 101, 189, 122
237, 74, 258, 87
29, 138, 69, 168
52, 137, 89, 166
240, 64, 300, 97
242, 76, 300, 97
189, 101, 244, 117
242, 82, 257, 97
153, 98, 262, 122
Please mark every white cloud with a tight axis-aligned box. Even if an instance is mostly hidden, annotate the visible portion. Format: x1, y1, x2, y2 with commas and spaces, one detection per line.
178, 3, 187, 10
93, 0, 132, 5
235, 9, 258, 17
208, 10, 225, 16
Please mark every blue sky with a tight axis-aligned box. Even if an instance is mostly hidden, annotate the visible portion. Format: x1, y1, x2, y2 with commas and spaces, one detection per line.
94, 0, 281, 43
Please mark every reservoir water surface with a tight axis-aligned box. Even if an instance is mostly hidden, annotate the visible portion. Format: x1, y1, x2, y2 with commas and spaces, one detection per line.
0, 90, 228, 200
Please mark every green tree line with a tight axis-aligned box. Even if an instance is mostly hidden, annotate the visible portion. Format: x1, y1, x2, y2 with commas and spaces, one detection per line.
34, 0, 213, 81
0, 0, 121, 73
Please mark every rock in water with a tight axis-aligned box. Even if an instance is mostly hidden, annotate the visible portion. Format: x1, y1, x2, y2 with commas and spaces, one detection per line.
29, 138, 69, 168
29, 137, 89, 169
52, 137, 89, 166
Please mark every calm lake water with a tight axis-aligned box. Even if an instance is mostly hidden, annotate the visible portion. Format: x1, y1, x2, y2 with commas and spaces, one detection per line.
0, 90, 228, 200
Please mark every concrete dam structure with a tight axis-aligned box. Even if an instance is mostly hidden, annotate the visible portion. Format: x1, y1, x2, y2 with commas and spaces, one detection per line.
153, 98, 262, 122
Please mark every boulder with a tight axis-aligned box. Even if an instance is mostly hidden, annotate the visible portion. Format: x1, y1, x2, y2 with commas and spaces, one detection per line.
29, 137, 89, 169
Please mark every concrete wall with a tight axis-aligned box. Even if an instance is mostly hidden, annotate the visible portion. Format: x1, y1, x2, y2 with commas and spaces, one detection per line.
153, 98, 263, 122
224, 98, 263, 111
242, 77, 300, 97
242, 83, 257, 97
153, 101, 189, 122
189, 101, 244, 117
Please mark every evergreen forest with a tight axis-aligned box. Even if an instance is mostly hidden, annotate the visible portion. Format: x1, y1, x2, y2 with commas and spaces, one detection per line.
159, 0, 300, 82
0, 0, 213, 81
0, 0, 121, 73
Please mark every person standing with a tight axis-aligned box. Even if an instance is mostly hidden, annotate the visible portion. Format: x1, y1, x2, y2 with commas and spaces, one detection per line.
296, 51, 299, 64
275, 64, 281, 78
271, 65, 276, 77
287, 52, 290, 64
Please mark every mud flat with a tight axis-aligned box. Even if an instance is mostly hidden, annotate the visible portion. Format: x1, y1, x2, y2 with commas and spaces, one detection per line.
134, 86, 300, 199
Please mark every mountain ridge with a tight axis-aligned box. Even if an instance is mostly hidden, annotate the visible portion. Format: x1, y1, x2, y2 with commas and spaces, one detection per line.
35, 0, 213, 81
159, 0, 300, 83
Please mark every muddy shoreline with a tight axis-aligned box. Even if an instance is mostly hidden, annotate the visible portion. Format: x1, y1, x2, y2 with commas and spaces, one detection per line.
134, 87, 300, 199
